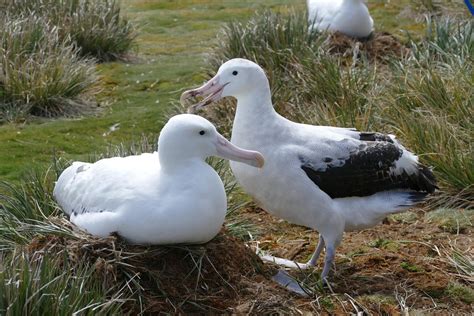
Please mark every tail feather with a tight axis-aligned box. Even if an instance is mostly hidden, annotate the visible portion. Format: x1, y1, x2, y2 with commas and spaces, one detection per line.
338, 190, 429, 231
398, 191, 429, 207
418, 164, 438, 193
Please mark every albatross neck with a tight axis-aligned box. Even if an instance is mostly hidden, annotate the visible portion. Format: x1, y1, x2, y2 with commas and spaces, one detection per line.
234, 88, 278, 127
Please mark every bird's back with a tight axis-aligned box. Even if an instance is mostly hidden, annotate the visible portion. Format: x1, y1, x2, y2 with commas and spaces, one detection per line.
54, 153, 160, 215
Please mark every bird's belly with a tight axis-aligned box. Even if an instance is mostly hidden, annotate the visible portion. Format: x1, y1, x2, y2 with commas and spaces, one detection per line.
117, 173, 227, 245
120, 195, 226, 245
230, 161, 332, 229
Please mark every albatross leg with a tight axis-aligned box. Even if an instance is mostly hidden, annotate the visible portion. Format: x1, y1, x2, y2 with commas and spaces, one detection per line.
320, 244, 336, 281
261, 234, 325, 269
307, 234, 325, 266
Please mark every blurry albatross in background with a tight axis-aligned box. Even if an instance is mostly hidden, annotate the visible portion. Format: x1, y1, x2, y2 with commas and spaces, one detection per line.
181, 58, 437, 283
54, 114, 264, 245
307, 0, 374, 39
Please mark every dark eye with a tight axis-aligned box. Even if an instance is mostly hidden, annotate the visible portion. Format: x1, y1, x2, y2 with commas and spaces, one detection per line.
199, 130, 205, 135
232, 70, 238, 76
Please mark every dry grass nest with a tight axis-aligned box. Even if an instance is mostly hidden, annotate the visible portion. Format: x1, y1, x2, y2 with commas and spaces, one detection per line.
326, 31, 411, 63
24, 217, 292, 314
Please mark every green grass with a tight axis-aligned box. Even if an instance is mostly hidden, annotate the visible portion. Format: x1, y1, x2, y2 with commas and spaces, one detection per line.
0, 254, 128, 315
0, 14, 97, 120
0, 0, 296, 183
3, 0, 136, 62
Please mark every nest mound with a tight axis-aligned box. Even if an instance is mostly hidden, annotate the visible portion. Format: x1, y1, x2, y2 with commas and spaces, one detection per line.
26, 218, 282, 313
326, 31, 411, 63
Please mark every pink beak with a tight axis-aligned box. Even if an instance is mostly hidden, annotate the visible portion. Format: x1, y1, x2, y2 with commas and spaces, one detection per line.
181, 74, 226, 113
215, 134, 264, 168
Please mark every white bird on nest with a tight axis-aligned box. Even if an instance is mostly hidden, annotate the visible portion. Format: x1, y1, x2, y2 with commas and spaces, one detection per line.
54, 114, 264, 245
181, 58, 437, 283
307, 0, 374, 39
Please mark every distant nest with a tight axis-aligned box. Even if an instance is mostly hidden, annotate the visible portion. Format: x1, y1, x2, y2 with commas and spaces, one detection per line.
326, 31, 411, 63
26, 218, 288, 314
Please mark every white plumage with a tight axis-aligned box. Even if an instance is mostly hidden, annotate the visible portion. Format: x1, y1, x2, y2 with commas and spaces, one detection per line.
307, 0, 374, 38
54, 114, 264, 245
182, 58, 437, 281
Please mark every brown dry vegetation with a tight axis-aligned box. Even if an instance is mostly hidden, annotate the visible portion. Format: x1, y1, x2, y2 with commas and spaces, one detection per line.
240, 206, 473, 314
17, 206, 473, 314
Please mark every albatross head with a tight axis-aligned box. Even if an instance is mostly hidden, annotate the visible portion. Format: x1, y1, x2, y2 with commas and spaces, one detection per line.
158, 114, 264, 168
181, 58, 270, 113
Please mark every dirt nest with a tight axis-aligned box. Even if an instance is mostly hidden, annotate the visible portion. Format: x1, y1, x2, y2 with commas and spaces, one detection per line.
25, 218, 293, 314
326, 31, 411, 63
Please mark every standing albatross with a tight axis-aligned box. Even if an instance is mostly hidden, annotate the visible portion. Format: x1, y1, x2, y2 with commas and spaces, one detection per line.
181, 58, 437, 280
54, 114, 264, 245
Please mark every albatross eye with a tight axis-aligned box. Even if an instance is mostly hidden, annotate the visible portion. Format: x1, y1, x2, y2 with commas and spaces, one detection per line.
199, 130, 205, 135
232, 70, 238, 76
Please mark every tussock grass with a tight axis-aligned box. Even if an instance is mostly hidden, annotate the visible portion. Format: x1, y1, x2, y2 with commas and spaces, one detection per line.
0, 14, 97, 121
0, 253, 128, 315
409, 17, 474, 65
2, 0, 135, 62
205, 10, 473, 208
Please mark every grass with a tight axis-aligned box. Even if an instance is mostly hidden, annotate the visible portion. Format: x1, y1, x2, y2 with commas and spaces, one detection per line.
0, 254, 128, 315
3, 0, 136, 62
0, 14, 97, 121
0, 0, 297, 182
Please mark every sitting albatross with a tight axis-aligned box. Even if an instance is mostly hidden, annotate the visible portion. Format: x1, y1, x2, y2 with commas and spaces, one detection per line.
181, 58, 437, 281
307, 0, 374, 39
54, 114, 264, 244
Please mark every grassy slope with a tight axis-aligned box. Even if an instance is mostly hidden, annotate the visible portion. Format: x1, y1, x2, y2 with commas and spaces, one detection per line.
0, 0, 296, 181
1, 0, 467, 182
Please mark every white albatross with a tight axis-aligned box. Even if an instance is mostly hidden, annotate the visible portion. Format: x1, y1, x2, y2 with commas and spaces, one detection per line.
53, 114, 264, 245
307, 0, 374, 39
181, 58, 437, 281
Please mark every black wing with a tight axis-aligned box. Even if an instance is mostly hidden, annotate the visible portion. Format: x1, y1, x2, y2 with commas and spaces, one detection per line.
300, 140, 437, 199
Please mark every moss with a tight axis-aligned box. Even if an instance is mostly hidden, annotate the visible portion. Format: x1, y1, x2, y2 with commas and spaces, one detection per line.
389, 211, 419, 224
400, 262, 424, 272
320, 297, 335, 311
446, 282, 474, 304
426, 208, 474, 234
367, 238, 400, 252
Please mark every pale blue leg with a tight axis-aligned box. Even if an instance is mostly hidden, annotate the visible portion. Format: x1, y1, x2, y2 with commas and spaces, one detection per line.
307, 235, 324, 266
321, 245, 335, 282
